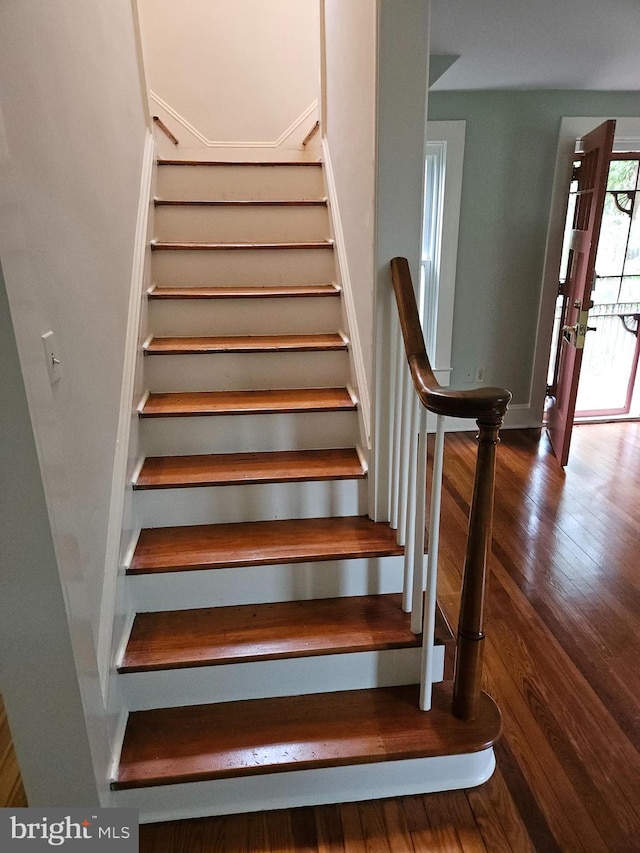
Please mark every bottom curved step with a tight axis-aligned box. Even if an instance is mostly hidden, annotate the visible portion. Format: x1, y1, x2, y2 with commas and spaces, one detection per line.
113, 683, 501, 790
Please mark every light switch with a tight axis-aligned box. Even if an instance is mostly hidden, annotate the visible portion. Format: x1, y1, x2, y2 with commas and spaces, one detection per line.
42, 330, 62, 384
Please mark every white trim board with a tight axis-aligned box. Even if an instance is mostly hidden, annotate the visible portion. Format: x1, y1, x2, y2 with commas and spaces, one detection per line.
425, 121, 465, 376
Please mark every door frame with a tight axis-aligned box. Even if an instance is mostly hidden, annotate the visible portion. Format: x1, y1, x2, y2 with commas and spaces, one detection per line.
531, 117, 640, 427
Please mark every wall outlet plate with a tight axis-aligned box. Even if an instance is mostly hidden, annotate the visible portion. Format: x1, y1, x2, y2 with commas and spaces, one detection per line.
475, 367, 486, 383
42, 330, 62, 384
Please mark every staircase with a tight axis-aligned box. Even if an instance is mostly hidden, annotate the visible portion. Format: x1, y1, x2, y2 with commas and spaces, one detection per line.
110, 158, 501, 822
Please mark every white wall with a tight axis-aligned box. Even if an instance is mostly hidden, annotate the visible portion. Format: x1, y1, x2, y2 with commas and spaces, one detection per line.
138, 0, 320, 158
322, 0, 377, 443
372, 0, 431, 519
0, 0, 147, 802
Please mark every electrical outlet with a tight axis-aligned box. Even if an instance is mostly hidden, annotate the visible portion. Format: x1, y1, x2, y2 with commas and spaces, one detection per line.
475, 367, 486, 383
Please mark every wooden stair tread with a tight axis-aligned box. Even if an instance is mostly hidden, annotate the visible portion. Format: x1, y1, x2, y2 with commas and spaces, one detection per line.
129, 516, 402, 575
119, 593, 423, 672
134, 448, 365, 490
139, 387, 356, 418
112, 683, 501, 789
151, 240, 333, 251
144, 333, 347, 355
154, 199, 327, 207
157, 159, 322, 167
148, 284, 340, 299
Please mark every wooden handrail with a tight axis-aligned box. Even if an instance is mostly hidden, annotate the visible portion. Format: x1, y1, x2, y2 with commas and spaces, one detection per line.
390, 258, 511, 420
302, 120, 320, 147
153, 116, 179, 146
390, 256, 511, 720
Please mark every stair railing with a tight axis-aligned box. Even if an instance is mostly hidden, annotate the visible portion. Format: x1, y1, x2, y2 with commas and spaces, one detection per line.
389, 257, 511, 719
153, 115, 179, 146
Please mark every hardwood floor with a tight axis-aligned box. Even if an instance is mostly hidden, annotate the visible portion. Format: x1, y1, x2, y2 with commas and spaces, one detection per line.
137, 424, 640, 851
0, 695, 27, 808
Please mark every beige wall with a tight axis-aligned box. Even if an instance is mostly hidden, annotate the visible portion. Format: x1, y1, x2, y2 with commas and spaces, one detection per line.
138, 0, 320, 156
0, 0, 147, 803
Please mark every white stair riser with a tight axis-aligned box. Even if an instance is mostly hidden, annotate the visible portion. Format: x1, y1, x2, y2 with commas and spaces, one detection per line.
156, 164, 324, 201
140, 410, 359, 455
120, 647, 444, 711
152, 247, 335, 287
144, 350, 349, 392
127, 555, 405, 612
134, 479, 367, 527
154, 204, 329, 243
108, 751, 497, 822
148, 295, 342, 336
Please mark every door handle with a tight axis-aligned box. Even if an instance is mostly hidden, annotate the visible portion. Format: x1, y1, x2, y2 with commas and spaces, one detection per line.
562, 314, 596, 348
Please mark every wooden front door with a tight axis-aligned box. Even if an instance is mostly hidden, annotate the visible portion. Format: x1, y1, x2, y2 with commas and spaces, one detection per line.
547, 120, 615, 466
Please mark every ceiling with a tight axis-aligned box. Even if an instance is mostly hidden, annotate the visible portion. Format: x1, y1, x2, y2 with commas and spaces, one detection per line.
429, 0, 640, 91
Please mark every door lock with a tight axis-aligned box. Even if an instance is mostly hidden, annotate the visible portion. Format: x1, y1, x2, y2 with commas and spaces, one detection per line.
562, 311, 596, 349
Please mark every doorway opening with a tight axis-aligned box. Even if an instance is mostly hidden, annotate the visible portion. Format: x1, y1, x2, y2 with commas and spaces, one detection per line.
546, 152, 640, 424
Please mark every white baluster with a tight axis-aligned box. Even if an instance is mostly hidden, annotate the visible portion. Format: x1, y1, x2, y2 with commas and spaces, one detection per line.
420, 414, 445, 711
396, 366, 413, 548
411, 407, 427, 634
404, 394, 420, 619
390, 313, 402, 530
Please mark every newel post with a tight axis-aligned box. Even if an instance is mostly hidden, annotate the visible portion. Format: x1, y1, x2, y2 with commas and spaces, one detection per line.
452, 415, 503, 721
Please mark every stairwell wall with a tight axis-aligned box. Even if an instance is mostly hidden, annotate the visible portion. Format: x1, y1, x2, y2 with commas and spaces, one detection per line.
137, 0, 320, 159
321, 0, 431, 516
0, 0, 148, 803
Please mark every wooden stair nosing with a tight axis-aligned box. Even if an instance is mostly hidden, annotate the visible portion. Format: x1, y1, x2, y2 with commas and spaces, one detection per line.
150, 240, 333, 251
143, 333, 347, 356
157, 159, 323, 167
133, 448, 365, 490
147, 284, 340, 300
119, 593, 420, 673
128, 516, 402, 575
138, 387, 357, 419
154, 199, 327, 207
112, 683, 502, 790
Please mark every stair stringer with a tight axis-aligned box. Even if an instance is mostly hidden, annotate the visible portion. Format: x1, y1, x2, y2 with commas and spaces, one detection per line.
99, 131, 157, 747
321, 137, 372, 456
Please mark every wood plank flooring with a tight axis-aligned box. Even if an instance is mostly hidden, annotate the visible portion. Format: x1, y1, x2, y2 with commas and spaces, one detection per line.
129, 516, 403, 575
0, 696, 27, 808
136, 423, 640, 850
148, 284, 341, 299
144, 333, 347, 355
134, 448, 365, 490
115, 684, 500, 790
151, 241, 334, 251
119, 593, 423, 673
139, 387, 356, 418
